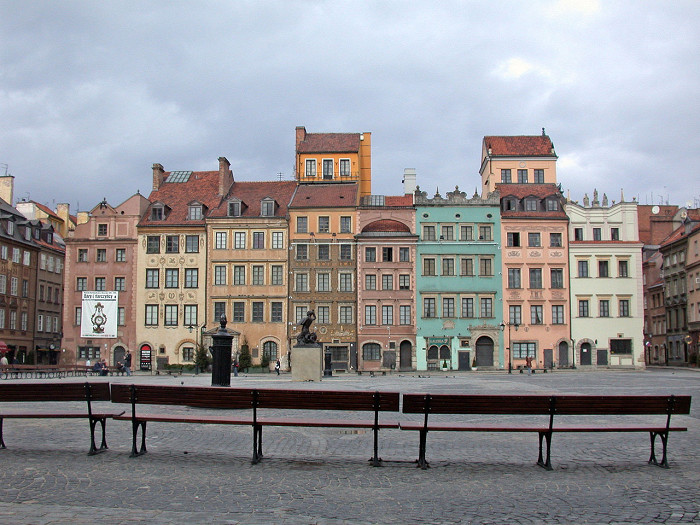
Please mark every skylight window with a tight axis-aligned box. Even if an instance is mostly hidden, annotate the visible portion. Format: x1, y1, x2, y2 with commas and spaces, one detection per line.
167, 171, 192, 183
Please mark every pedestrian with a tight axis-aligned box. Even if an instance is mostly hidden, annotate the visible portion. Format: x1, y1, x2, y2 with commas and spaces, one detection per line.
123, 350, 132, 376
525, 355, 533, 375
100, 359, 109, 376
232, 360, 239, 377
85, 358, 91, 368
0, 354, 8, 366
275, 358, 281, 376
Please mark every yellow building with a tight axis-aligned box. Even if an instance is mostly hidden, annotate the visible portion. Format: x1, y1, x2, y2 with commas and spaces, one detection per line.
295, 126, 371, 198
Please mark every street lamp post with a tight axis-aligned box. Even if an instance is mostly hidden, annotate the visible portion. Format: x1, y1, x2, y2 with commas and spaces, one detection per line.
500, 321, 520, 374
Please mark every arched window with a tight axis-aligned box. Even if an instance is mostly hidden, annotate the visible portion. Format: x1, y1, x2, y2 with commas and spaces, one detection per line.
362, 343, 381, 360
427, 345, 439, 360
439, 345, 450, 359
262, 341, 278, 360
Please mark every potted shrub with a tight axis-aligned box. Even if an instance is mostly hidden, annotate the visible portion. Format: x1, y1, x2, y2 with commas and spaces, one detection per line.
238, 339, 252, 372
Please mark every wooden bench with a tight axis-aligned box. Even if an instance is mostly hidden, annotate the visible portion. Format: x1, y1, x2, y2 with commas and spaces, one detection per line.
0, 364, 65, 380
111, 384, 400, 466
0, 382, 124, 455
401, 394, 691, 470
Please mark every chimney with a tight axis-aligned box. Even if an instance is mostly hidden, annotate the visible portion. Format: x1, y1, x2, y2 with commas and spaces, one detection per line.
218, 156, 233, 196
0, 175, 15, 205
295, 126, 307, 152
56, 203, 71, 237
403, 168, 417, 195
152, 163, 165, 190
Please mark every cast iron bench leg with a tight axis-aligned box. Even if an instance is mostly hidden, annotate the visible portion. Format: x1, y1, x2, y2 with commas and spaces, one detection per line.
130, 421, 147, 457
416, 429, 429, 469
252, 425, 262, 464
0, 418, 5, 449
369, 427, 382, 467
88, 417, 109, 455
537, 432, 553, 470
648, 431, 659, 465
649, 431, 669, 468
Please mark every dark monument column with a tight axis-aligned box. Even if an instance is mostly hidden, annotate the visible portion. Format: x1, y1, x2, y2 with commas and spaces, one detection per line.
211, 315, 233, 387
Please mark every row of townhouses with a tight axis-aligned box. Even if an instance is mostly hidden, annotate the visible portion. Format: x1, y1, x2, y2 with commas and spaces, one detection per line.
1, 128, 698, 372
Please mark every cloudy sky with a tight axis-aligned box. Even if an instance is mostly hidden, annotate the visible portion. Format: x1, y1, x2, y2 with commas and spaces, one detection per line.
1, 0, 699, 214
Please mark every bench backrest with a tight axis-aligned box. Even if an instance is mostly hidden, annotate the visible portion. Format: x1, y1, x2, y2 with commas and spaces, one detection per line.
552, 395, 692, 415
110, 384, 255, 409
0, 382, 111, 402
255, 389, 400, 412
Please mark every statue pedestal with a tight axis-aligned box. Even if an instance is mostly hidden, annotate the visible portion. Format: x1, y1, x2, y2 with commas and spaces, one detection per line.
291, 344, 323, 382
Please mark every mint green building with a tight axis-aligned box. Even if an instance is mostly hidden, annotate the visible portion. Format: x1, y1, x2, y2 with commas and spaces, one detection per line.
414, 187, 503, 370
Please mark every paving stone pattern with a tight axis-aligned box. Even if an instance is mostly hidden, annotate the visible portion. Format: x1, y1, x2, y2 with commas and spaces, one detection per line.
0, 369, 698, 524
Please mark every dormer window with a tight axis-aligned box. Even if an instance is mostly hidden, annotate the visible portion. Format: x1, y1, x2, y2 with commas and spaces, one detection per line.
151, 205, 164, 221
47, 233, 53, 244
7, 221, 14, 235
33, 228, 41, 240
24, 228, 31, 241
261, 198, 275, 217
188, 204, 203, 220
546, 199, 558, 212
524, 198, 538, 212
503, 198, 517, 211
228, 199, 242, 217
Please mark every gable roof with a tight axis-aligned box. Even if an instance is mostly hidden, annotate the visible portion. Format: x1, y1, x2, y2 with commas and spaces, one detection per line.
297, 133, 361, 154
289, 183, 358, 208
484, 135, 556, 157
208, 181, 297, 218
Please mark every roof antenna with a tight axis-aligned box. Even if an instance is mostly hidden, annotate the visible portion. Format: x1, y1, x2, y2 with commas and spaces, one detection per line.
542, 127, 546, 136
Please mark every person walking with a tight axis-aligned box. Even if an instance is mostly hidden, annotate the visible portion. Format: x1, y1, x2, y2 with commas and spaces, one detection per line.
275, 359, 281, 376
123, 350, 132, 376
525, 355, 533, 375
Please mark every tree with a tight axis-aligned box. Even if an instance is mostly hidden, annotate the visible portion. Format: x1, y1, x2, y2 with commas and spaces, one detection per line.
238, 338, 252, 371
194, 343, 210, 372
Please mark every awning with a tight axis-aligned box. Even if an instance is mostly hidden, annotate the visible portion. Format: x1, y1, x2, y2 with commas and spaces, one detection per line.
0, 341, 9, 353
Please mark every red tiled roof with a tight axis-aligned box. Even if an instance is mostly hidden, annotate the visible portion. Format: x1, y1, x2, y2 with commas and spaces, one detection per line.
297, 133, 361, 154
496, 183, 561, 199
208, 181, 297, 218
289, 183, 358, 208
484, 135, 555, 156
362, 219, 411, 233
33, 202, 62, 221
384, 195, 413, 207
659, 221, 700, 249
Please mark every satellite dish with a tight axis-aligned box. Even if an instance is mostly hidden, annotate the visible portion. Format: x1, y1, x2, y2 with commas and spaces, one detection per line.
651, 205, 660, 214
686, 201, 693, 208
680, 210, 688, 220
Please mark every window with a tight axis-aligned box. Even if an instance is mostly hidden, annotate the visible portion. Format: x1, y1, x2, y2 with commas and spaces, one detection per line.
399, 274, 410, 290
296, 244, 308, 260
529, 268, 542, 289
461, 225, 474, 241
462, 297, 474, 318
534, 169, 544, 183
599, 299, 610, 317
252, 265, 264, 286
365, 247, 376, 262
234, 232, 246, 249
501, 169, 512, 183
340, 216, 352, 233
340, 244, 352, 260
365, 305, 377, 325
146, 236, 160, 254
382, 247, 393, 262
297, 216, 308, 233
619, 299, 630, 317
37, 314, 44, 332
215, 232, 227, 249
12, 248, 20, 263
531, 305, 543, 324
509, 305, 522, 325
261, 199, 275, 217
214, 265, 227, 286
0, 275, 5, 294
479, 258, 493, 276
78, 249, 88, 262
228, 200, 241, 217
598, 260, 609, 277
517, 169, 528, 183
423, 225, 436, 240
339, 306, 353, 324
399, 247, 410, 262
443, 298, 455, 318
610, 339, 632, 355
305, 159, 317, 177
318, 244, 330, 260
151, 206, 163, 221
339, 273, 353, 292
423, 258, 436, 276
579, 300, 589, 317
10, 277, 18, 295
618, 260, 629, 277
611, 228, 620, 241
94, 277, 105, 291
165, 269, 179, 288
508, 268, 521, 288
507, 232, 520, 247
214, 302, 226, 322
441, 225, 454, 240
363, 343, 381, 361
181, 347, 194, 362
552, 305, 564, 324
423, 298, 436, 318
0, 308, 4, 329
164, 235, 178, 254
0, 246, 6, 259
145, 269, 159, 288
550, 233, 562, 247
253, 232, 265, 249
185, 268, 198, 288
593, 228, 602, 241
479, 225, 492, 241
295, 273, 309, 292
271, 302, 283, 322
574, 261, 588, 280
524, 199, 537, 211
442, 258, 455, 276
574, 228, 583, 241
480, 297, 493, 318
322, 159, 333, 179
317, 272, 330, 292
9, 311, 16, 330
528, 233, 541, 247
546, 199, 558, 212
21, 251, 29, 266
318, 216, 330, 233
114, 277, 126, 291
183, 235, 198, 253
382, 305, 394, 325
272, 232, 284, 249
21, 279, 29, 297
382, 274, 393, 290
233, 265, 245, 285
271, 265, 283, 286
513, 342, 536, 359
400, 305, 411, 325
164, 305, 178, 326
116, 248, 126, 261
188, 205, 203, 220
184, 305, 198, 326
461, 258, 474, 276
551, 268, 564, 289
252, 302, 264, 322
365, 274, 377, 290
145, 305, 158, 326
232, 302, 245, 323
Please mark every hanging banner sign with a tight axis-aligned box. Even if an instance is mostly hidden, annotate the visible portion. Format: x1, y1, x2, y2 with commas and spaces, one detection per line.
81, 291, 119, 338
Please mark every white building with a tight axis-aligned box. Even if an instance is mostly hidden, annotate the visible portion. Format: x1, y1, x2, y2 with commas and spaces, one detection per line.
566, 191, 644, 368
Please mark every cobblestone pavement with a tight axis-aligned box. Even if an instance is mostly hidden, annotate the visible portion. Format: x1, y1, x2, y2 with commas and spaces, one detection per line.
0, 368, 698, 524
